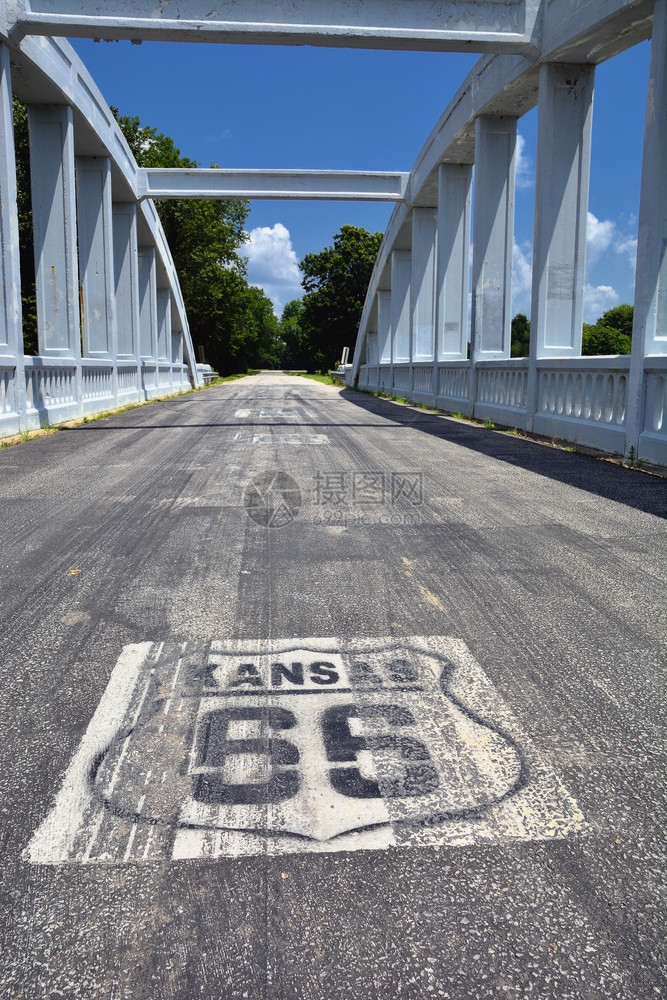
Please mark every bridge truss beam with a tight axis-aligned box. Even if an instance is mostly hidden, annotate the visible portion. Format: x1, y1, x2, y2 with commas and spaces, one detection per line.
139, 170, 409, 203
5, 0, 539, 54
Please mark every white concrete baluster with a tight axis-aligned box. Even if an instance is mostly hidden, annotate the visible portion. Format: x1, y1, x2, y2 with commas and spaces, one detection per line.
157, 287, 171, 388
378, 289, 392, 366
0, 43, 25, 435
157, 287, 171, 361
530, 65, 594, 359
391, 249, 411, 390
627, 0, 667, 464
138, 245, 157, 396
77, 155, 118, 406
437, 163, 472, 362
28, 106, 80, 358
112, 204, 140, 365
28, 103, 82, 418
470, 115, 516, 364
411, 207, 437, 364
526, 63, 594, 431
76, 157, 116, 358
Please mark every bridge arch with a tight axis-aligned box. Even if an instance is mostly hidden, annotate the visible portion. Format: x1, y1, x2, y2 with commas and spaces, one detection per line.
0, 31, 200, 436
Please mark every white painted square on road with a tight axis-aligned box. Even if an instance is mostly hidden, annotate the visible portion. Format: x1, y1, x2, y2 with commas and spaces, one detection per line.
252, 433, 329, 445
25, 637, 587, 863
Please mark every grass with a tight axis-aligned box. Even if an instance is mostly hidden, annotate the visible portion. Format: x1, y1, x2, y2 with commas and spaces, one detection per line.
377, 391, 408, 403
351, 386, 410, 405
0, 427, 56, 449
295, 373, 340, 386
0, 393, 188, 449
352, 386, 533, 442
626, 445, 644, 468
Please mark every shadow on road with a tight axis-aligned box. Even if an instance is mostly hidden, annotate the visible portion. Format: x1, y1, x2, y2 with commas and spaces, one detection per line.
66, 382, 666, 521
340, 388, 667, 521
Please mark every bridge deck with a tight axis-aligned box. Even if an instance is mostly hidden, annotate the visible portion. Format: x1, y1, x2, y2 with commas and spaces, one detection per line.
0, 373, 665, 999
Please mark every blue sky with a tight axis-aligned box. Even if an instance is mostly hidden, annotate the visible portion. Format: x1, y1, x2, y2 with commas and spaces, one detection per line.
71, 37, 651, 321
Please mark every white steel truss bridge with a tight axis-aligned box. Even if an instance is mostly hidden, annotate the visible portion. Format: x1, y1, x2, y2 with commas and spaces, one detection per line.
0, 0, 665, 465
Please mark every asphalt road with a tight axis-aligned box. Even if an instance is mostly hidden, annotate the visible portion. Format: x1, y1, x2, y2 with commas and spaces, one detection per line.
0, 373, 665, 999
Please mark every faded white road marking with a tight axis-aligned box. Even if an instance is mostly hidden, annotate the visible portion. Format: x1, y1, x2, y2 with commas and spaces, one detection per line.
252, 433, 329, 445
26, 643, 153, 864
25, 637, 587, 864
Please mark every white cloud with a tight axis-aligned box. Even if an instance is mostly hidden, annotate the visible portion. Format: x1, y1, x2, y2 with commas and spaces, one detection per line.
512, 239, 533, 315
515, 134, 533, 190
615, 235, 638, 270
585, 211, 637, 305
586, 210, 638, 269
508, 237, 624, 322
242, 223, 302, 315
583, 283, 619, 322
586, 211, 615, 262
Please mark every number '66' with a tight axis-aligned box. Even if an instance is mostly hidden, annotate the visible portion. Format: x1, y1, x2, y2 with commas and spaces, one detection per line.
192, 704, 439, 805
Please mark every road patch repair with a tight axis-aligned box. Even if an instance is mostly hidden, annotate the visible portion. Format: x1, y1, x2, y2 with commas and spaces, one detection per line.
25, 637, 587, 863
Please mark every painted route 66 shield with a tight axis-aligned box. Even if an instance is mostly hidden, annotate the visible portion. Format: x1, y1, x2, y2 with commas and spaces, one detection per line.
176, 641, 525, 848
25, 637, 586, 863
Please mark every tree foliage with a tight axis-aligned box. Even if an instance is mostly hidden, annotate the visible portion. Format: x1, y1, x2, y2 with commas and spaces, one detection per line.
299, 225, 383, 372
114, 111, 283, 373
12, 99, 38, 354
11, 101, 282, 372
509, 306, 634, 357
582, 304, 633, 355
278, 299, 311, 370
582, 324, 632, 355
596, 304, 634, 339
510, 313, 530, 358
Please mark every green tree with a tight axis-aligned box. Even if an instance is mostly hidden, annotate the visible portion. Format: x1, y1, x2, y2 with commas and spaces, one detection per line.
113, 111, 252, 374
582, 303, 633, 355
582, 324, 632, 355
115, 114, 249, 274
597, 304, 633, 339
279, 299, 312, 370
300, 225, 383, 372
12, 99, 38, 354
242, 285, 284, 370
510, 313, 530, 357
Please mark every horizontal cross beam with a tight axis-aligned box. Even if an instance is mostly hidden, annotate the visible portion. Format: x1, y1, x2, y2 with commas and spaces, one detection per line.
7, 0, 538, 54
138, 169, 409, 202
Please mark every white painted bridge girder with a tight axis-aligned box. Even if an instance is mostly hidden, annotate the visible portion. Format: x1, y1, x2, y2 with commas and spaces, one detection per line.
4, 0, 540, 53
139, 170, 409, 203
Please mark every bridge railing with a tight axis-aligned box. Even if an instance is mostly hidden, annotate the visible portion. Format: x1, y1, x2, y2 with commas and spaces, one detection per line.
357, 352, 667, 461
